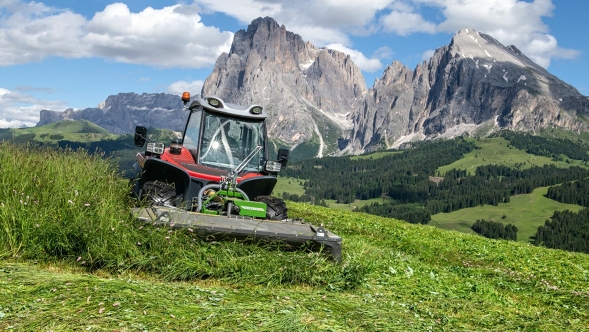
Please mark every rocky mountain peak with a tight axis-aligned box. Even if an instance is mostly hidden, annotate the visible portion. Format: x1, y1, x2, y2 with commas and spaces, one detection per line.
37, 18, 588, 158
203, 16, 366, 156
345, 27, 589, 153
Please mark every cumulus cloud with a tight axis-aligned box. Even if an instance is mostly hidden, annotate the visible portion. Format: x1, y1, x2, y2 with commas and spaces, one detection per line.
373, 46, 394, 60
380, 10, 436, 35
193, 0, 392, 46
326, 43, 383, 72
0, 88, 67, 128
167, 80, 204, 95
421, 49, 435, 61
0, 1, 233, 68
193, 0, 578, 70
194, 0, 390, 29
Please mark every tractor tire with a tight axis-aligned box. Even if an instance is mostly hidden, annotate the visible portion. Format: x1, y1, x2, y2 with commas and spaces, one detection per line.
142, 181, 177, 207
254, 195, 288, 220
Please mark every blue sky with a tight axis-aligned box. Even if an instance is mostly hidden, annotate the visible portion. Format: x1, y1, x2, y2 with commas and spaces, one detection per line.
0, 0, 587, 128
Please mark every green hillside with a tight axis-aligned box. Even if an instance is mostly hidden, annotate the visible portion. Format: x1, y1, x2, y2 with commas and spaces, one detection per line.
276, 133, 589, 247
437, 136, 585, 175
0, 121, 181, 176
6, 120, 114, 143
430, 186, 584, 241
2, 142, 589, 331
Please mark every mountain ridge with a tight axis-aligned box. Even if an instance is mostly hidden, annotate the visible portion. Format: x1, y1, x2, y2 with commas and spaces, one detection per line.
37, 17, 589, 155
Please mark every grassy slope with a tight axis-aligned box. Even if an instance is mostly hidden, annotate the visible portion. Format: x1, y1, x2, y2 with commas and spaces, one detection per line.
278, 137, 589, 240
437, 137, 585, 175
431, 186, 584, 242
2, 203, 589, 331
2, 143, 589, 330
12, 120, 114, 143
274, 176, 307, 197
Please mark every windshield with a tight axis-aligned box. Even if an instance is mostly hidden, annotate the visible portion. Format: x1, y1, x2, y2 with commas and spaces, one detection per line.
184, 109, 267, 172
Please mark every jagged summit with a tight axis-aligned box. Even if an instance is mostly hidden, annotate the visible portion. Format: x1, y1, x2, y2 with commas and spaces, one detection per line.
202, 16, 365, 156
37, 17, 589, 157
451, 28, 550, 75
347, 26, 589, 153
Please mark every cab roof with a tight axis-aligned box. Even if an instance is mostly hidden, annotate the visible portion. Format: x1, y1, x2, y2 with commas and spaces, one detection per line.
188, 96, 268, 119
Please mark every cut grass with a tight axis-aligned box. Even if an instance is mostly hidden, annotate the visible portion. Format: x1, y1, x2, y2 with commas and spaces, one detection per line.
3, 142, 589, 331
430, 186, 584, 242
3, 203, 589, 331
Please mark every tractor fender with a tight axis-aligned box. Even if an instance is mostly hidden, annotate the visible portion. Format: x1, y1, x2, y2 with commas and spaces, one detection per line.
138, 158, 193, 207
130, 161, 144, 199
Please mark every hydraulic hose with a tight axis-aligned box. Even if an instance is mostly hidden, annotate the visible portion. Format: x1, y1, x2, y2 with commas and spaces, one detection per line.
196, 184, 250, 213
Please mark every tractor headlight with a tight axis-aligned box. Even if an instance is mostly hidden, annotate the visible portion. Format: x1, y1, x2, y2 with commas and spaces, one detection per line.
265, 160, 282, 172
146, 142, 165, 155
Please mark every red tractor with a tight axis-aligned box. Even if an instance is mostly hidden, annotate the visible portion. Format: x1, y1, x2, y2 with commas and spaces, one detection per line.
131, 93, 341, 260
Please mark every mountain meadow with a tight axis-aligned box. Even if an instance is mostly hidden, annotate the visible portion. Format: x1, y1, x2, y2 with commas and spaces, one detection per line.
2, 124, 589, 330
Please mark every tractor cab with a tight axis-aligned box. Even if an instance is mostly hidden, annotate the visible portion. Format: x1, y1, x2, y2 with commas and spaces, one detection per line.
132, 93, 290, 210
182, 95, 268, 172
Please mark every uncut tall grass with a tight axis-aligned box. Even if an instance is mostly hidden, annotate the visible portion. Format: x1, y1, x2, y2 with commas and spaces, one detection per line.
0, 143, 362, 287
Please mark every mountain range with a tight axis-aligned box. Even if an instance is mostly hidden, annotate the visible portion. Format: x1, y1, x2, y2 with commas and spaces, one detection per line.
38, 17, 589, 155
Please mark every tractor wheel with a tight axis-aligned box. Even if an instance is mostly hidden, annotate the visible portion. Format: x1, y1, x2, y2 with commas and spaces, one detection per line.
142, 181, 177, 207
254, 195, 288, 220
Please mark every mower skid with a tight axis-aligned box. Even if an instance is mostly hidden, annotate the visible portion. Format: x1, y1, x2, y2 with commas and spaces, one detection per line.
132, 206, 342, 262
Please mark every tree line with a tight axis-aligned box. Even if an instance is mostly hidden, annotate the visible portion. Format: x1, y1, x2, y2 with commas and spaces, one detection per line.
498, 131, 589, 162
471, 219, 518, 241
546, 178, 589, 207
282, 136, 589, 224
535, 209, 589, 254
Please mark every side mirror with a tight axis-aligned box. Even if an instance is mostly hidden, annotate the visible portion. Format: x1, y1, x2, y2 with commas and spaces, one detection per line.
277, 148, 289, 168
134, 126, 147, 147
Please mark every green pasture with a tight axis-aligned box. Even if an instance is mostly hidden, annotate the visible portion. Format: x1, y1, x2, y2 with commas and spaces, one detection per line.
437, 137, 585, 175
430, 186, 584, 242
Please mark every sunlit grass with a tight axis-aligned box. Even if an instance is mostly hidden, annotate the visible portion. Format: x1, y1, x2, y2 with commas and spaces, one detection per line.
437, 137, 585, 175
430, 186, 584, 241
0, 143, 362, 287
2, 142, 589, 331
273, 175, 306, 197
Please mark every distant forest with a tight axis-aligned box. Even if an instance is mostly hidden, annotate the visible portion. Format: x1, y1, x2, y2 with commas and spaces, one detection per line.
282, 134, 589, 224
471, 219, 518, 241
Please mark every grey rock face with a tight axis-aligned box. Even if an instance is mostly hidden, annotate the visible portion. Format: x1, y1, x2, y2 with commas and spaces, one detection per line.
38, 93, 187, 134
38, 22, 588, 156
347, 28, 589, 153
202, 17, 366, 156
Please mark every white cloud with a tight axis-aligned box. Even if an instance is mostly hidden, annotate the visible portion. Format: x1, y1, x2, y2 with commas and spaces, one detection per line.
0, 1, 233, 68
194, 0, 391, 28
193, 0, 578, 70
373, 46, 394, 60
84, 3, 233, 68
380, 10, 436, 35
193, 0, 392, 46
287, 25, 351, 47
422, 49, 435, 61
0, 88, 67, 128
167, 80, 204, 95
326, 43, 383, 72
